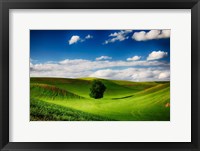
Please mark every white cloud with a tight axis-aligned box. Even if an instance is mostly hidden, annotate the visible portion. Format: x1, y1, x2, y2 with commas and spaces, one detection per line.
30, 58, 170, 81
158, 72, 170, 79
103, 30, 132, 44
31, 59, 169, 73
127, 56, 141, 61
68, 35, 80, 45
85, 34, 93, 39
68, 34, 93, 45
96, 56, 112, 61
132, 30, 170, 41
57, 59, 169, 71
147, 51, 168, 61
89, 68, 170, 81
90, 69, 114, 78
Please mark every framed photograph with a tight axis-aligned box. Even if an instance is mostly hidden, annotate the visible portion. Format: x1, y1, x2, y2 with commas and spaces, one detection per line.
30, 29, 170, 122
0, 0, 200, 150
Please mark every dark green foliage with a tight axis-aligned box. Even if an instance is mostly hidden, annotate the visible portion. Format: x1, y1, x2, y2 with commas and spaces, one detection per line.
89, 80, 106, 99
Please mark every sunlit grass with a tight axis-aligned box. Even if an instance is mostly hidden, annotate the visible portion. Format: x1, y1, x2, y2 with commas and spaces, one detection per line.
30, 77, 170, 121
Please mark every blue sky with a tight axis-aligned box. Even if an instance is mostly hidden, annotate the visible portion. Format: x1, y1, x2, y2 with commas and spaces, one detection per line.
30, 30, 170, 81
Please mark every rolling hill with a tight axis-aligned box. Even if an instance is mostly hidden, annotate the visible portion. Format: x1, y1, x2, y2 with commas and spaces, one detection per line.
30, 77, 170, 121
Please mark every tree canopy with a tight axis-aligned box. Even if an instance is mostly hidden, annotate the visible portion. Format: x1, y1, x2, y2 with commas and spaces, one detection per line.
89, 80, 106, 99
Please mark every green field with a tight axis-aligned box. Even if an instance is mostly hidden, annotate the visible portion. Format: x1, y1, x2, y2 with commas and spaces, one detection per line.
30, 77, 170, 121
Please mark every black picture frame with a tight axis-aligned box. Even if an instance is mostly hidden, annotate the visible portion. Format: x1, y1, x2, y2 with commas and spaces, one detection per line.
0, 0, 199, 150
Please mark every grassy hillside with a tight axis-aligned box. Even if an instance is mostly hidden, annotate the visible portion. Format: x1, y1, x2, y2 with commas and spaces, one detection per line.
30, 83, 83, 99
31, 98, 114, 121
30, 77, 170, 121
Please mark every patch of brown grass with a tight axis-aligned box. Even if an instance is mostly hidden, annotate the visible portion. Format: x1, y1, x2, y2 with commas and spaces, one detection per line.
165, 103, 170, 108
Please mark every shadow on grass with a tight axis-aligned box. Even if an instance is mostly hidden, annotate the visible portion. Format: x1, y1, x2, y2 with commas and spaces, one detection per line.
112, 95, 134, 100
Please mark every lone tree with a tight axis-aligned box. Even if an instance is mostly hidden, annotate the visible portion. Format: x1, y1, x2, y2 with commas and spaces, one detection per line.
89, 80, 106, 99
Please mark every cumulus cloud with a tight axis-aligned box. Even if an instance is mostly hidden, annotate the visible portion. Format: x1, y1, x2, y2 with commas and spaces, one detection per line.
132, 30, 170, 41
30, 58, 170, 81
68, 35, 80, 45
31, 59, 169, 73
147, 51, 168, 61
103, 30, 132, 44
89, 68, 170, 81
127, 56, 141, 61
96, 56, 112, 61
158, 72, 170, 79
57, 59, 169, 71
68, 34, 93, 45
